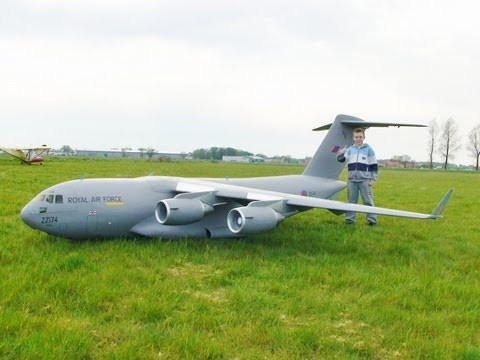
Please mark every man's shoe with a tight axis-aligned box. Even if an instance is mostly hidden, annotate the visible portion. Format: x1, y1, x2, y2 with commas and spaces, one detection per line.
367, 221, 377, 226
345, 220, 355, 225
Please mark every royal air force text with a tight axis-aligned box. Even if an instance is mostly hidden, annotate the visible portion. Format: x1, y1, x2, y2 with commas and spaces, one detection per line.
67, 196, 122, 204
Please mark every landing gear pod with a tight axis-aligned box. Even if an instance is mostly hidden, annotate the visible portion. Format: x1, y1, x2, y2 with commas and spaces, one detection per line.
227, 206, 284, 235
156, 199, 214, 225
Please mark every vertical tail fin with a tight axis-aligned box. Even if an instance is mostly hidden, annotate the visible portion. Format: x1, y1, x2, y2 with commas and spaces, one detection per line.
303, 114, 361, 179
303, 114, 426, 179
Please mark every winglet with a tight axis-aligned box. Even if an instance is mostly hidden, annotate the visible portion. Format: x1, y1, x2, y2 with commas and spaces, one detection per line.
430, 189, 454, 219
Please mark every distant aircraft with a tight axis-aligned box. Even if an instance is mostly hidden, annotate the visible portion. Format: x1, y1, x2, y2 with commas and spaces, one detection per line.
20, 115, 453, 240
0, 146, 50, 164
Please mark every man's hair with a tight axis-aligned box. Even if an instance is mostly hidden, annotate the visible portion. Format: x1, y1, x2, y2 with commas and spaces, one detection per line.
353, 127, 365, 136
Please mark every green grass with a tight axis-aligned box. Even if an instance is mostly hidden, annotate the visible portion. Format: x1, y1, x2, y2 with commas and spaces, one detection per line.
1, 156, 479, 359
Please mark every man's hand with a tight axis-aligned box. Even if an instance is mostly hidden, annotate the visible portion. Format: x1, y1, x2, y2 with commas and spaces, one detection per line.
368, 180, 376, 187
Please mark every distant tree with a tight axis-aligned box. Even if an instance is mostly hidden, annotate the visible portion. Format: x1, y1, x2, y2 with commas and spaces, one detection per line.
146, 147, 156, 160
192, 147, 253, 160
192, 148, 208, 160
426, 118, 438, 169
439, 118, 461, 170
224, 147, 237, 156
60, 145, 74, 155
210, 147, 220, 160
239, 150, 254, 156
467, 124, 480, 171
121, 147, 132, 158
283, 155, 293, 163
138, 147, 147, 159
392, 154, 413, 168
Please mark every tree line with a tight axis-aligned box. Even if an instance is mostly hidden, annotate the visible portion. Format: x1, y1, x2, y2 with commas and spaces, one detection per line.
191, 147, 254, 160
427, 118, 480, 170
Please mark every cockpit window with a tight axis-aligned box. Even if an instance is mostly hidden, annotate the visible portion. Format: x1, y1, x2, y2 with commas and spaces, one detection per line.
35, 194, 63, 204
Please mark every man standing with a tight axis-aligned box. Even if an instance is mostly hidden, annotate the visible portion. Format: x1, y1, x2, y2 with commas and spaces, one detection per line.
336, 127, 378, 225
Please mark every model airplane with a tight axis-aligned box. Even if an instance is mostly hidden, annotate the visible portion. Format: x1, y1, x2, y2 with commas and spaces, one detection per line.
20, 114, 453, 240
0, 146, 50, 164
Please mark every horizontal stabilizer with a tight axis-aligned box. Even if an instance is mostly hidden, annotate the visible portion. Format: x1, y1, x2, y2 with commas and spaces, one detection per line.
313, 115, 427, 131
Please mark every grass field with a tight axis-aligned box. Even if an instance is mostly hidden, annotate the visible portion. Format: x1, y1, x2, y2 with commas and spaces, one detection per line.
1, 156, 479, 359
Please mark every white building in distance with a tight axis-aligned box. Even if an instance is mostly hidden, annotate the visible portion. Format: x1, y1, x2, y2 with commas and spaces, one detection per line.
222, 155, 265, 163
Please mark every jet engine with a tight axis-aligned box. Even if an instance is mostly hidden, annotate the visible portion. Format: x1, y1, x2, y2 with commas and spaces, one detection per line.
156, 198, 214, 225
227, 206, 284, 235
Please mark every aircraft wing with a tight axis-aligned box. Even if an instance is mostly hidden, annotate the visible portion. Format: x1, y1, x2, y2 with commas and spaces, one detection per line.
0, 147, 28, 162
27, 146, 50, 151
284, 191, 452, 219
175, 179, 453, 220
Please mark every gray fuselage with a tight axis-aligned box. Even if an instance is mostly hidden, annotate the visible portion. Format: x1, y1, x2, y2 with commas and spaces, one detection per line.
20, 175, 346, 239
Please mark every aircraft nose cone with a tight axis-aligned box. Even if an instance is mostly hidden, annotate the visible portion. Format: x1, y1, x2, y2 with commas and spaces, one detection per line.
20, 203, 35, 228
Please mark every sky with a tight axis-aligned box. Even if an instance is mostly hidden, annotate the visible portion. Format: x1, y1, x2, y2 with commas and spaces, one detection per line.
1, 0, 479, 165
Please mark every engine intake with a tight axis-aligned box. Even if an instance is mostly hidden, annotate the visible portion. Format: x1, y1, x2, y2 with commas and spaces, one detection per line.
227, 206, 284, 235
156, 198, 213, 225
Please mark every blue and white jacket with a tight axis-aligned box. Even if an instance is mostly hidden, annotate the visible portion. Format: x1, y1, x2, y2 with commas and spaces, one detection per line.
337, 143, 378, 182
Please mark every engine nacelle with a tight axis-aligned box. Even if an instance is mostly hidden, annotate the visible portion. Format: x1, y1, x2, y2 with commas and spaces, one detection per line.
156, 198, 214, 225
227, 206, 284, 235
